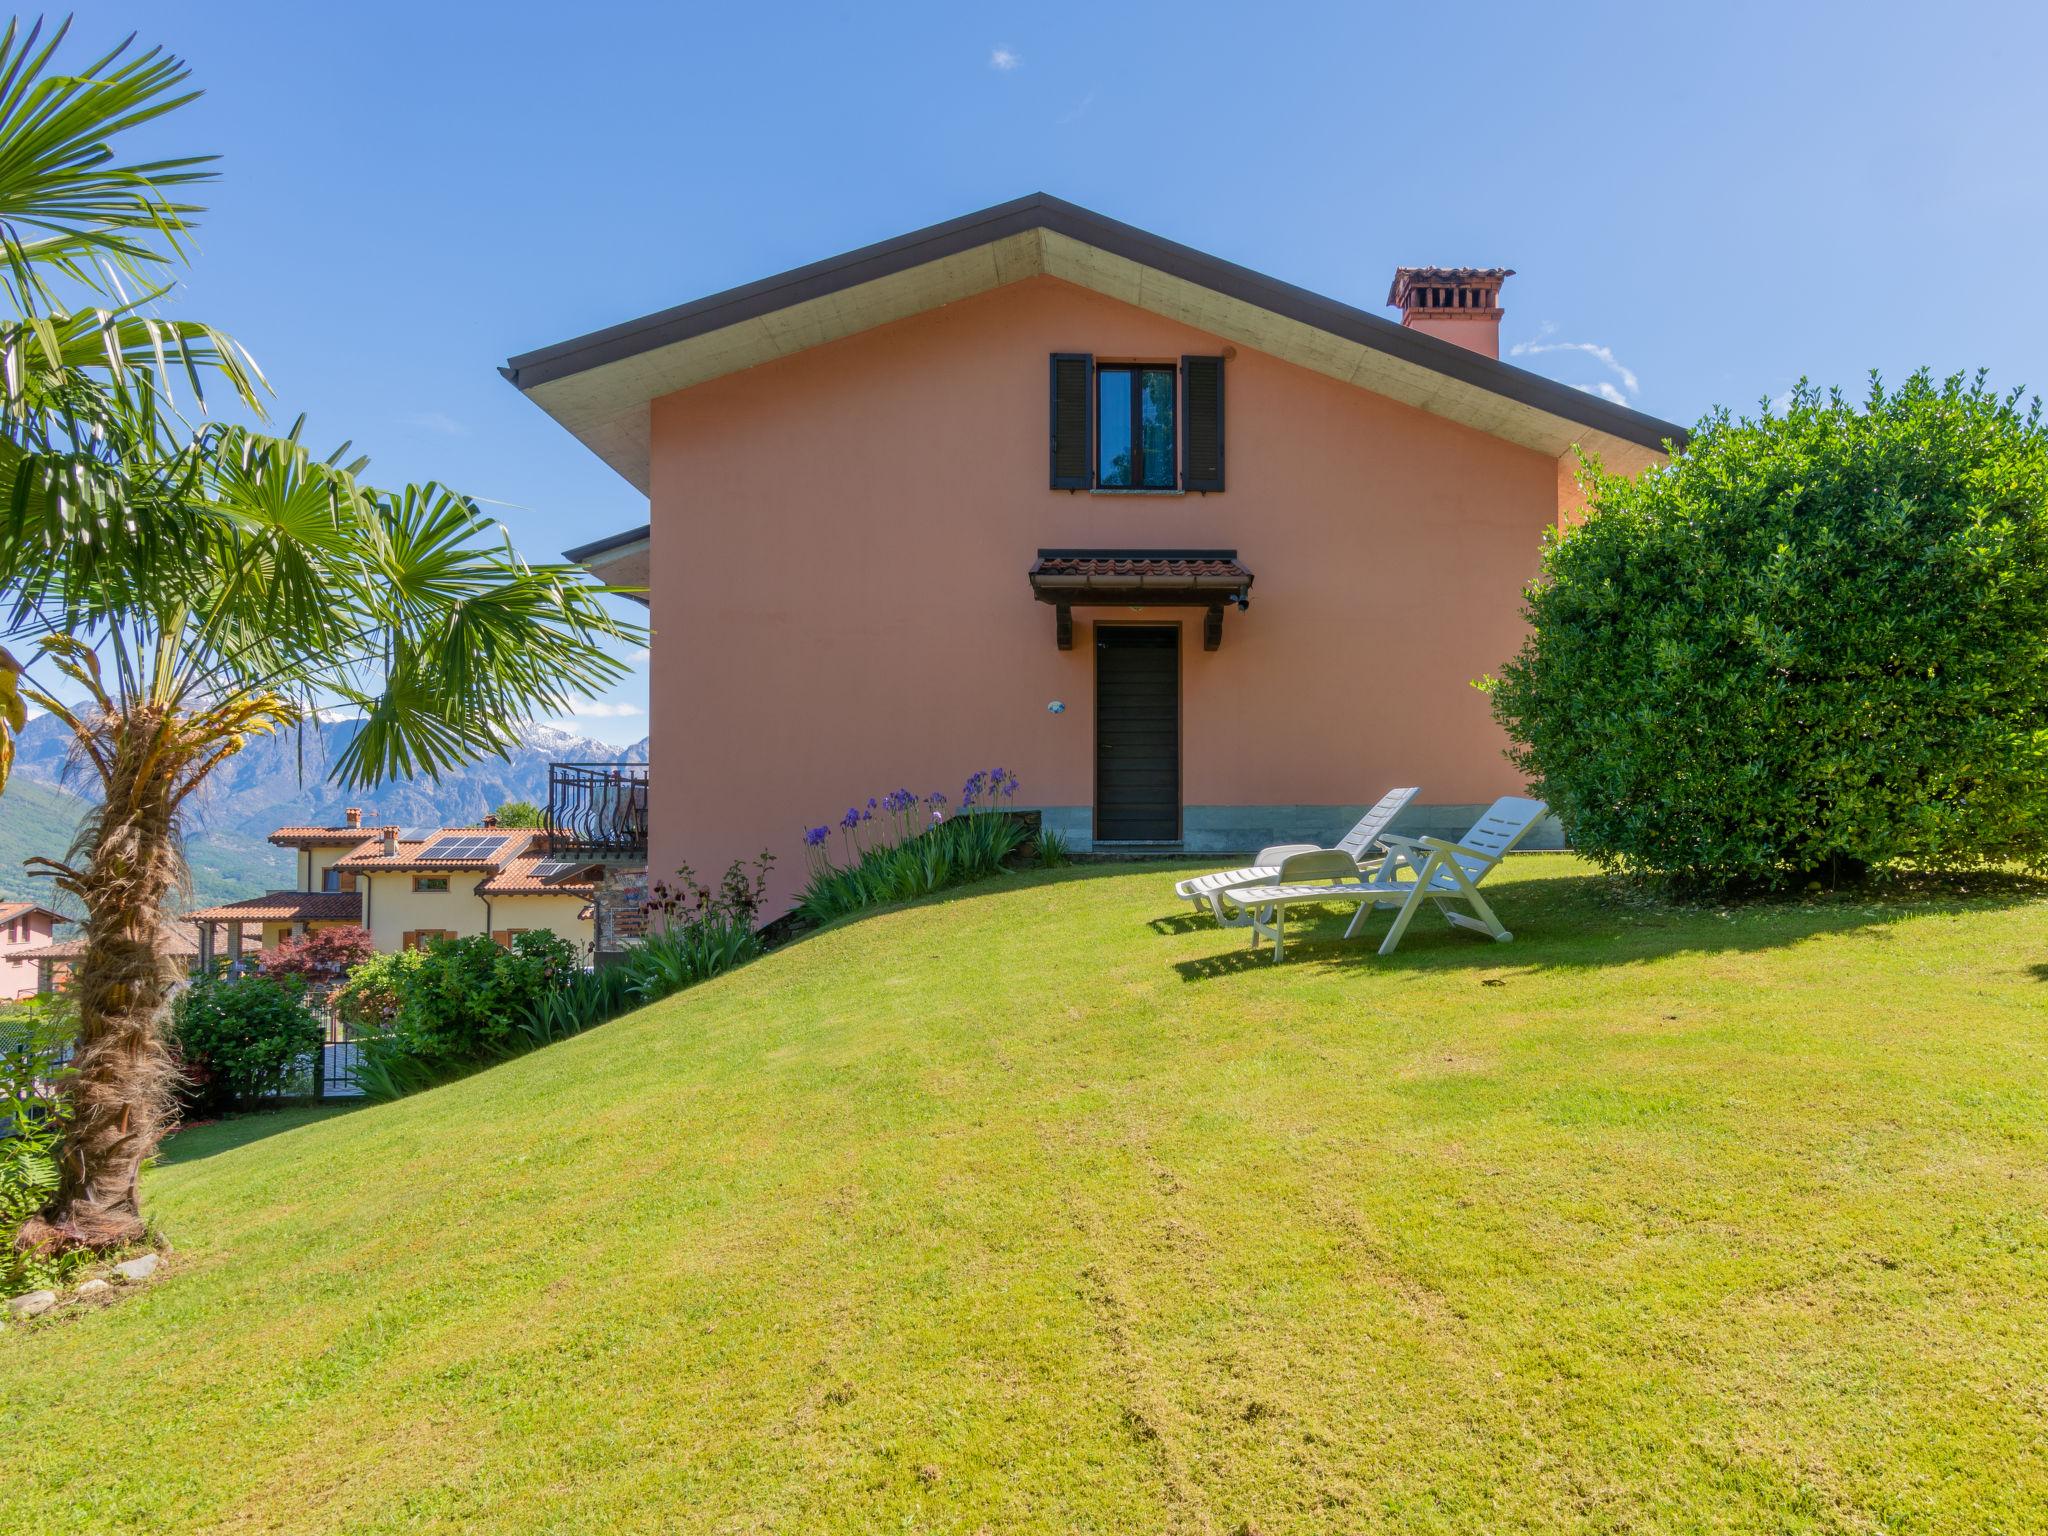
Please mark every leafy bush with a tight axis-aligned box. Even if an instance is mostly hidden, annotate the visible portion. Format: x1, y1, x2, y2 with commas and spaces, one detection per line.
491, 800, 546, 828
798, 769, 1031, 924
337, 931, 579, 1087
1489, 372, 2048, 891
172, 972, 321, 1115
1, 997, 83, 1292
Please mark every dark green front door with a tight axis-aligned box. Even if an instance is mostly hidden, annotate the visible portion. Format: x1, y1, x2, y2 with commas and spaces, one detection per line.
1095, 625, 1180, 842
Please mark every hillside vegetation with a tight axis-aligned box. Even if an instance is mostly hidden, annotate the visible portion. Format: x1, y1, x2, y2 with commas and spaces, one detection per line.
0, 776, 290, 908
5, 857, 2047, 1533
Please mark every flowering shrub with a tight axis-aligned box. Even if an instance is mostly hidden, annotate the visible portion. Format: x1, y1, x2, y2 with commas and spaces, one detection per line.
256, 925, 375, 995
798, 767, 1030, 924
646, 852, 774, 932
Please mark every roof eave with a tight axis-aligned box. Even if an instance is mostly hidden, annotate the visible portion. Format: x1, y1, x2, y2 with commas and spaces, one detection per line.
501, 193, 1687, 496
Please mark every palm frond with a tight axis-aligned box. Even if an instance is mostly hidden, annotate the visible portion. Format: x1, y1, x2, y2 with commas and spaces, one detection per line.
0, 18, 215, 316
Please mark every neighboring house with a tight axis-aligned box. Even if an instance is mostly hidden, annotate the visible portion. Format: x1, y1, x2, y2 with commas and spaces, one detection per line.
329, 821, 595, 956
17, 920, 201, 996
503, 194, 1687, 914
0, 902, 70, 999
186, 808, 372, 966
187, 808, 597, 963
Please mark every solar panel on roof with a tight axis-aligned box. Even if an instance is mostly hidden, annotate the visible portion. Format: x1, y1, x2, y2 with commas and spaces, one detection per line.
527, 859, 587, 883
419, 834, 510, 861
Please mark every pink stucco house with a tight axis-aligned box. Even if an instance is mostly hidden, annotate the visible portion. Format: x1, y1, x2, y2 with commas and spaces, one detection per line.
0, 902, 70, 998
505, 195, 1683, 916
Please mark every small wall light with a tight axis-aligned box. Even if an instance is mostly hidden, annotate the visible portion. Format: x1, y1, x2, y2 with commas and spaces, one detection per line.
1047, 700, 1066, 714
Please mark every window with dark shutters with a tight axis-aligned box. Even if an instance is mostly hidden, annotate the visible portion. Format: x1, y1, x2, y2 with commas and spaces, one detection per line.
1181, 355, 1225, 491
1049, 353, 1093, 489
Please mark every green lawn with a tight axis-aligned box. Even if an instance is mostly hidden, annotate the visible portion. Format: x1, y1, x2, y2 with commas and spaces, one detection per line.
6, 855, 2048, 1533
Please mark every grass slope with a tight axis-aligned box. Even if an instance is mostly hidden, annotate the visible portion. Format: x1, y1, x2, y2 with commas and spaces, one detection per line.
6, 857, 2048, 1533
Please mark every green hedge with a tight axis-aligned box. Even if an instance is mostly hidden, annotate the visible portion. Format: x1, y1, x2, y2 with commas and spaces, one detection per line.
1489, 371, 2048, 891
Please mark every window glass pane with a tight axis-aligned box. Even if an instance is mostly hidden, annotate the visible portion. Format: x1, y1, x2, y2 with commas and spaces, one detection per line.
1097, 368, 1132, 487
1139, 368, 1174, 487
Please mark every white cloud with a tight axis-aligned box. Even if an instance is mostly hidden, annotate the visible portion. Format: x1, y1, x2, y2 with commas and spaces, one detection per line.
990, 46, 1021, 70
625, 646, 651, 665
557, 700, 644, 719
401, 410, 467, 436
1509, 324, 1641, 401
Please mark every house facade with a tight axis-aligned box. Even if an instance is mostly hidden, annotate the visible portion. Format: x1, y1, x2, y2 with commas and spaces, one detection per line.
329, 823, 594, 956
0, 902, 69, 999
505, 196, 1684, 915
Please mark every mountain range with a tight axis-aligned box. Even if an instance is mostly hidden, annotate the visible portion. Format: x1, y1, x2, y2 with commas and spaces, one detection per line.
0, 714, 647, 910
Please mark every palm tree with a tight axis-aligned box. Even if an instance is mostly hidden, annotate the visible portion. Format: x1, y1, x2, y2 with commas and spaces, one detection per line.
0, 20, 643, 1251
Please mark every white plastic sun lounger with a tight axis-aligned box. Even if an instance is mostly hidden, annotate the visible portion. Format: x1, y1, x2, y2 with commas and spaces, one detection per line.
1218, 796, 1550, 961
1173, 787, 1420, 918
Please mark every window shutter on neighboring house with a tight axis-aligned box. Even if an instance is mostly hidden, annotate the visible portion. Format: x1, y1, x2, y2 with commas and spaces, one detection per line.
1181, 355, 1225, 491
1050, 353, 1093, 488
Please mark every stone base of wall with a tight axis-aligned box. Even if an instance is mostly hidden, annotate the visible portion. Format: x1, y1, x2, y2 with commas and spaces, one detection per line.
1036, 802, 1565, 856
593, 867, 649, 965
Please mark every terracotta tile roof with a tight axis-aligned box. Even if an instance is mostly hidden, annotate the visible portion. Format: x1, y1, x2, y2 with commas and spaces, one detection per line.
0, 902, 68, 926
16, 921, 201, 962
268, 826, 381, 848
185, 891, 363, 924
1027, 550, 1253, 589
333, 829, 536, 872
475, 853, 600, 898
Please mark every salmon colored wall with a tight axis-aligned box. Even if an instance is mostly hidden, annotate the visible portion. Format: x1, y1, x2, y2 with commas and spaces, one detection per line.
647, 274, 1572, 914
1399, 312, 1501, 358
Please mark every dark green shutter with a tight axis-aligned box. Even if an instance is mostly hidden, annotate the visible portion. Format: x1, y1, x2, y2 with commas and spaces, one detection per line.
1181, 355, 1225, 492
1050, 353, 1093, 489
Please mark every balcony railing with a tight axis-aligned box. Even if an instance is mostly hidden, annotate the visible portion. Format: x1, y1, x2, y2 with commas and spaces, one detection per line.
546, 762, 649, 861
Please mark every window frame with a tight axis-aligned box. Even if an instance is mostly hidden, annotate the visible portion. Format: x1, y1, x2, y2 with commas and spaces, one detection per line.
412, 874, 450, 893
1094, 362, 1178, 491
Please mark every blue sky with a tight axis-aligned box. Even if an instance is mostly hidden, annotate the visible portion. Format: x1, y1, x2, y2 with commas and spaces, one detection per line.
79, 0, 2048, 743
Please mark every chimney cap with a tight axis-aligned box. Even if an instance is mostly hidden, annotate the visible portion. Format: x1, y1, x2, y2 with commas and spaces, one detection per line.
344, 807, 361, 828
1387, 266, 1515, 309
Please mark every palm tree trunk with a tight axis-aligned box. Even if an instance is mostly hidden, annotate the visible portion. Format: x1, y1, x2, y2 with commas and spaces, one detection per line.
16, 705, 187, 1254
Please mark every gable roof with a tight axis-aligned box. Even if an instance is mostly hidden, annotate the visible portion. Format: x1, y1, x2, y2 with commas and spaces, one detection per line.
503, 193, 1686, 496
0, 902, 67, 929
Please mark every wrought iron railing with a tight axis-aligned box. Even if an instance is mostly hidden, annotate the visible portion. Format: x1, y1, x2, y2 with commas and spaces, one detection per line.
547, 761, 650, 860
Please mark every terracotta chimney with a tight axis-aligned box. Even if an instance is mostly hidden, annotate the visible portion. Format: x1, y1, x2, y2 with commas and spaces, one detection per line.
1387, 267, 1515, 359
382, 824, 399, 856
345, 807, 361, 829
481, 814, 498, 829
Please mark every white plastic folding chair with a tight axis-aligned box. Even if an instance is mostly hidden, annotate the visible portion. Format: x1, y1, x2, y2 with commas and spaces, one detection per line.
1220, 797, 1550, 961
1172, 787, 1420, 920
